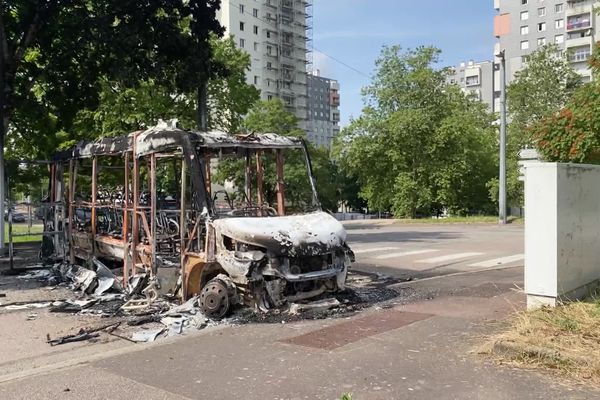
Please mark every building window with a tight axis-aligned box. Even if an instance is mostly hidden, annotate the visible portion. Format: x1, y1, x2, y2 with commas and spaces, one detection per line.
555, 3, 563, 13
266, 31, 271, 38
522, 55, 530, 63
239, 38, 245, 48
254, 42, 259, 51
253, 76, 259, 85
522, 0, 528, 4
521, 26, 529, 35
555, 19, 564, 29
267, 45, 272, 55
253, 25, 258, 34
267, 62, 272, 69
537, 37, 546, 46
239, 4, 244, 13
267, 95, 273, 100
521, 40, 530, 50
521, 11, 529, 20
538, 7, 545, 17
253, 8, 258, 17
538, 22, 546, 32
555, 34, 564, 44
239, 21, 245, 31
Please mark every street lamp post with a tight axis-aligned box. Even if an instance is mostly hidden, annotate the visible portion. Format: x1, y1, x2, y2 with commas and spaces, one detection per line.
498, 50, 507, 225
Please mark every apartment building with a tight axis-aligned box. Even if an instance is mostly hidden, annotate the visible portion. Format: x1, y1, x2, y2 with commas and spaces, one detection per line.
447, 60, 495, 111
494, 0, 598, 83
216, 0, 312, 131
307, 71, 340, 149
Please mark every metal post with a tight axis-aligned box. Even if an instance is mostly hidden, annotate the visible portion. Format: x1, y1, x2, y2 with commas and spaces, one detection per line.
122, 152, 130, 283
276, 149, 285, 216
91, 157, 98, 253
499, 50, 507, 225
179, 158, 187, 300
150, 154, 157, 275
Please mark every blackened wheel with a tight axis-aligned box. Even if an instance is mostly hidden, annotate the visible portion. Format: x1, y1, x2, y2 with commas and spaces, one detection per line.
200, 278, 230, 319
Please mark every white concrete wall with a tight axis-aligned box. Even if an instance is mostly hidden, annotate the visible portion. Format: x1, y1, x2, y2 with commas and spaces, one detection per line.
525, 162, 600, 309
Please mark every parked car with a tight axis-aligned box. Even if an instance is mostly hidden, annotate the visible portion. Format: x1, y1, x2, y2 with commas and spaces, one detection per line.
4, 211, 26, 223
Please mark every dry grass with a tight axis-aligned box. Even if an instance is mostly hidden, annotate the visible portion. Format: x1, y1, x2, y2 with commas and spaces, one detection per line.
482, 299, 600, 385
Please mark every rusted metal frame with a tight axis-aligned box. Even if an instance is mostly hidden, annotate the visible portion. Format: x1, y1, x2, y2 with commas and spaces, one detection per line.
122, 151, 130, 284
184, 218, 200, 254
132, 133, 140, 274
137, 211, 153, 242
69, 160, 78, 263
244, 150, 252, 206
256, 150, 264, 214
180, 157, 187, 299
150, 153, 157, 275
204, 155, 211, 198
91, 157, 98, 255
57, 163, 67, 260
276, 149, 285, 216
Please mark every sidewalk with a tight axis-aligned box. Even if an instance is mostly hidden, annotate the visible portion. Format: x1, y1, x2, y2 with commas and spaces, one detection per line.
0, 266, 597, 399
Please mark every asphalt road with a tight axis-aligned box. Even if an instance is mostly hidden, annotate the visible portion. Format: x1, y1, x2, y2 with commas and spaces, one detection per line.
1, 221, 597, 400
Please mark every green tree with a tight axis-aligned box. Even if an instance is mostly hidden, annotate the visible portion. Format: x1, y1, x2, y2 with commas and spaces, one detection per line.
335, 46, 497, 218
68, 35, 259, 143
529, 82, 600, 163
500, 45, 582, 206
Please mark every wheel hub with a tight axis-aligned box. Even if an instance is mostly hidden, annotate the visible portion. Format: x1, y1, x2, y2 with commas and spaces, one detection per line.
200, 279, 229, 319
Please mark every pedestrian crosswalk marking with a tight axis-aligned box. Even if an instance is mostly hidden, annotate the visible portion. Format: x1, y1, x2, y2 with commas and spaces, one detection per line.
375, 249, 439, 260
417, 252, 483, 264
467, 254, 524, 268
353, 247, 402, 254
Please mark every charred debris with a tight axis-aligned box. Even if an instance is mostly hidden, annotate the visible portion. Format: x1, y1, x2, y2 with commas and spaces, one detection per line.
7, 121, 370, 342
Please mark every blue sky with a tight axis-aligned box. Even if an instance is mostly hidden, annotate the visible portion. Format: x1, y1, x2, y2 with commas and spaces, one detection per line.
312, 0, 496, 126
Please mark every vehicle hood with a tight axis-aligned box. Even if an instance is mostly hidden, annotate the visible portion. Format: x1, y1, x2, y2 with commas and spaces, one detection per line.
212, 211, 347, 257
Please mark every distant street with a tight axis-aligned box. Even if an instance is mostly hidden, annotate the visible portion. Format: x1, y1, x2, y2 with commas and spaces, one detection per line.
346, 220, 524, 280
2, 221, 597, 400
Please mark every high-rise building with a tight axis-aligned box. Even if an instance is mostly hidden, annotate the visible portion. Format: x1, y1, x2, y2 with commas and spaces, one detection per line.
447, 60, 495, 111
307, 71, 340, 149
217, 0, 312, 131
494, 0, 597, 85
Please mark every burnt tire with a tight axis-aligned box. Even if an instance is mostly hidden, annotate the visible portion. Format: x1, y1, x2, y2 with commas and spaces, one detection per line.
199, 278, 230, 320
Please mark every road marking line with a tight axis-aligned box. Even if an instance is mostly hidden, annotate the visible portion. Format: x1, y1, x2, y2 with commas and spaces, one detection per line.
353, 247, 402, 254
417, 252, 483, 264
375, 249, 439, 260
467, 254, 524, 268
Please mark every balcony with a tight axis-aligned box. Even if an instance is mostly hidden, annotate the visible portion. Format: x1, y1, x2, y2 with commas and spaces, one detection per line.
566, 1, 594, 17
565, 34, 593, 48
570, 50, 592, 62
566, 14, 592, 31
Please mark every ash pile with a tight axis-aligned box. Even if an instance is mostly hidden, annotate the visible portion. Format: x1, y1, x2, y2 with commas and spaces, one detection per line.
2, 261, 410, 346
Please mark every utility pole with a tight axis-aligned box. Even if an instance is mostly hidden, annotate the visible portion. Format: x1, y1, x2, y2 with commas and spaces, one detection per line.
0, 24, 6, 251
498, 50, 507, 225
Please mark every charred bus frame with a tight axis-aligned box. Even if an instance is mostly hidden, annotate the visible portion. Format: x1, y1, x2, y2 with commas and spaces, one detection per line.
44, 123, 353, 318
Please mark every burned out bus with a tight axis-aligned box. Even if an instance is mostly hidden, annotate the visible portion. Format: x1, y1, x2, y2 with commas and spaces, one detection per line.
43, 121, 353, 318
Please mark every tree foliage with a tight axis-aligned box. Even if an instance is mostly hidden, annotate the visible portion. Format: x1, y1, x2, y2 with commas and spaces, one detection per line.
1, 0, 223, 159
500, 45, 583, 206
334, 46, 497, 218
529, 81, 600, 163
65, 35, 259, 146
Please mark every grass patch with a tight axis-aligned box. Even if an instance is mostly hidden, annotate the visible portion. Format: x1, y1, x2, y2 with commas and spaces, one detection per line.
482, 299, 600, 385
393, 216, 522, 224
4, 224, 43, 244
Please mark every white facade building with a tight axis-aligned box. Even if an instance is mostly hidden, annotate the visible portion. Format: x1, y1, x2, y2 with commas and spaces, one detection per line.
217, 0, 312, 130
494, 0, 599, 84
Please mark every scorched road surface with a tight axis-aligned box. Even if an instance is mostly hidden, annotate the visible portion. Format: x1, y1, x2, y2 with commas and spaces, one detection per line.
1, 222, 597, 399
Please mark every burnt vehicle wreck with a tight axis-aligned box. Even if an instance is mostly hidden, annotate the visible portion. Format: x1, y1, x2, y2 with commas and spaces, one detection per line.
42, 121, 353, 318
